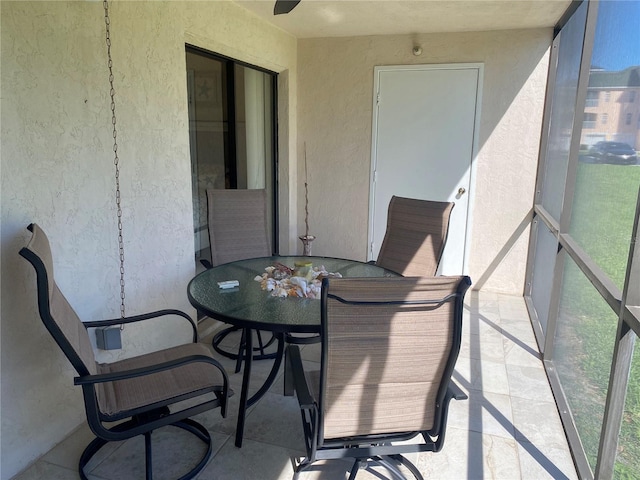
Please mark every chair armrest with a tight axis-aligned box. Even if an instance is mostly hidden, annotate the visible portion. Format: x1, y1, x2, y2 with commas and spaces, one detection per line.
424, 379, 468, 451
74, 354, 228, 386
286, 345, 315, 408
83, 309, 198, 343
447, 380, 468, 401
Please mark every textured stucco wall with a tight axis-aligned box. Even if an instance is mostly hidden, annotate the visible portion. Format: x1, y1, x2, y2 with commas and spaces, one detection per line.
297, 30, 551, 294
0, 1, 296, 478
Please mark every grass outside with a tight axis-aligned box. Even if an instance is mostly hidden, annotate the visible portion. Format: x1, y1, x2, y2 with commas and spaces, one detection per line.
562, 162, 640, 478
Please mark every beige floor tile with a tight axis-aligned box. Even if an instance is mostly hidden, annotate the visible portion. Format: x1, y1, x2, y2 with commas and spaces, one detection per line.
463, 311, 503, 337
511, 397, 569, 447
196, 438, 298, 480
506, 364, 555, 403
12, 462, 88, 480
503, 336, 544, 368
447, 389, 516, 439
517, 440, 579, 480
459, 333, 506, 363
40, 423, 99, 471
416, 427, 521, 479
455, 355, 511, 396
242, 391, 306, 452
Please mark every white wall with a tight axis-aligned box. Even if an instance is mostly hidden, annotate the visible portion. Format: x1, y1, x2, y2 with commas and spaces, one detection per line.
0, 2, 296, 478
297, 30, 551, 293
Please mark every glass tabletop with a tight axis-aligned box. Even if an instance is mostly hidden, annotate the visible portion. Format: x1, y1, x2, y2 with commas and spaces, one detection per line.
187, 256, 399, 333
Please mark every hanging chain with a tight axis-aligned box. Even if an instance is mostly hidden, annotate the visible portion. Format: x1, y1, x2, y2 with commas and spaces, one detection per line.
103, 0, 126, 320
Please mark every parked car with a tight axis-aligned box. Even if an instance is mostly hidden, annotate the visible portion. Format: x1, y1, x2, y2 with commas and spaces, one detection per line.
586, 141, 638, 165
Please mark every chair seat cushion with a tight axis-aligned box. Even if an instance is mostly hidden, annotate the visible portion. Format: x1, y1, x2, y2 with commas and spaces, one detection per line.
97, 342, 224, 417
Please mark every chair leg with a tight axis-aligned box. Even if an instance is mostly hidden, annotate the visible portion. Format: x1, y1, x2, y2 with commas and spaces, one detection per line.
145, 431, 153, 480
389, 454, 424, 480
348, 458, 364, 480
79, 436, 109, 480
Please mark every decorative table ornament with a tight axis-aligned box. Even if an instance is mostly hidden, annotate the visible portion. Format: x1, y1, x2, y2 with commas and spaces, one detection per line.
254, 262, 341, 298
300, 143, 315, 255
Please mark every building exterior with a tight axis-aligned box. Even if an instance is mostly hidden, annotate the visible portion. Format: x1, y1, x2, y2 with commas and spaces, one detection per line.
582, 66, 640, 149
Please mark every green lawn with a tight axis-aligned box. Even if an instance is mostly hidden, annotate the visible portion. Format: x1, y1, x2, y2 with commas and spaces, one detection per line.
563, 162, 640, 478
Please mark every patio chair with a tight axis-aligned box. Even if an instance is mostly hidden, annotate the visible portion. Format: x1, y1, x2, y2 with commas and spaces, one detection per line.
19, 223, 231, 480
284, 196, 454, 359
204, 188, 277, 373
376, 196, 454, 277
287, 275, 471, 480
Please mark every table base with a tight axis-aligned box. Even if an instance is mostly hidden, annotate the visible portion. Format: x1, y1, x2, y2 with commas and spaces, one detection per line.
235, 329, 285, 448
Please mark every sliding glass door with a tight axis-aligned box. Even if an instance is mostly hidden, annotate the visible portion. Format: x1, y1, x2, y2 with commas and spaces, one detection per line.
185, 46, 277, 270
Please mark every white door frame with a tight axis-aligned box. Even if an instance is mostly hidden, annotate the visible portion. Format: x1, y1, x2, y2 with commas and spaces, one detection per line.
367, 63, 483, 274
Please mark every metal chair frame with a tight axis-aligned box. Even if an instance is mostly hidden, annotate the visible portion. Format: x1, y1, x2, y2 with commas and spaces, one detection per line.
288, 276, 471, 480
20, 224, 231, 480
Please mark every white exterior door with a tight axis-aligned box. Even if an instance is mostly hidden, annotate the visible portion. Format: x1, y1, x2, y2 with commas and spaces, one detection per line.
368, 64, 482, 275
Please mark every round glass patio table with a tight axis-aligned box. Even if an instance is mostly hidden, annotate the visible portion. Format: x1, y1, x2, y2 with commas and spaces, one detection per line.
187, 255, 398, 447
188, 256, 397, 332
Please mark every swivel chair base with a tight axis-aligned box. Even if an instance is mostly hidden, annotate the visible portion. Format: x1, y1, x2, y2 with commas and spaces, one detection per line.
79, 418, 212, 480
294, 454, 423, 480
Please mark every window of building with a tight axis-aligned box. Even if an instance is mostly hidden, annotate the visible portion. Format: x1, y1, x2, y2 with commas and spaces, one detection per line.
585, 89, 600, 107
583, 112, 597, 128
626, 113, 633, 125
601, 112, 608, 124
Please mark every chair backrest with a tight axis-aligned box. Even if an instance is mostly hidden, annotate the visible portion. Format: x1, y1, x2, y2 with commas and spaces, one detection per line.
206, 188, 271, 266
19, 224, 97, 376
376, 196, 454, 277
318, 275, 470, 442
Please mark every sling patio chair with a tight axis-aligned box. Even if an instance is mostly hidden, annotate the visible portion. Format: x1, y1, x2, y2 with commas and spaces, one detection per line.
204, 188, 278, 373
287, 275, 471, 480
375, 196, 454, 277
20, 223, 231, 480
284, 196, 455, 354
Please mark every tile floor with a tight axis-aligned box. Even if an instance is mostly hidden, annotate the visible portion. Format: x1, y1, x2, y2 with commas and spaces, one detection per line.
13, 291, 579, 480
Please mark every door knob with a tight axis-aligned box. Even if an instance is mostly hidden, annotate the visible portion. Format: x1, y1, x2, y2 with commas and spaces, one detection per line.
458, 187, 466, 196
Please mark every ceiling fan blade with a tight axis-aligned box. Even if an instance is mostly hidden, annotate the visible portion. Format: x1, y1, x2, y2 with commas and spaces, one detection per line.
274, 0, 301, 15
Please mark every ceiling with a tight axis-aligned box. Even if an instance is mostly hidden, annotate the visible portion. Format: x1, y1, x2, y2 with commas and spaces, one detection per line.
234, 0, 573, 39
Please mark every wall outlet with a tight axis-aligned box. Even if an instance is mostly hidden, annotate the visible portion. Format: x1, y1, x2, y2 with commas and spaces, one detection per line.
96, 327, 122, 350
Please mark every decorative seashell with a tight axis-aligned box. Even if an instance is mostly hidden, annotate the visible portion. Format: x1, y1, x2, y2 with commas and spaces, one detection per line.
256, 264, 342, 298
290, 277, 307, 291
